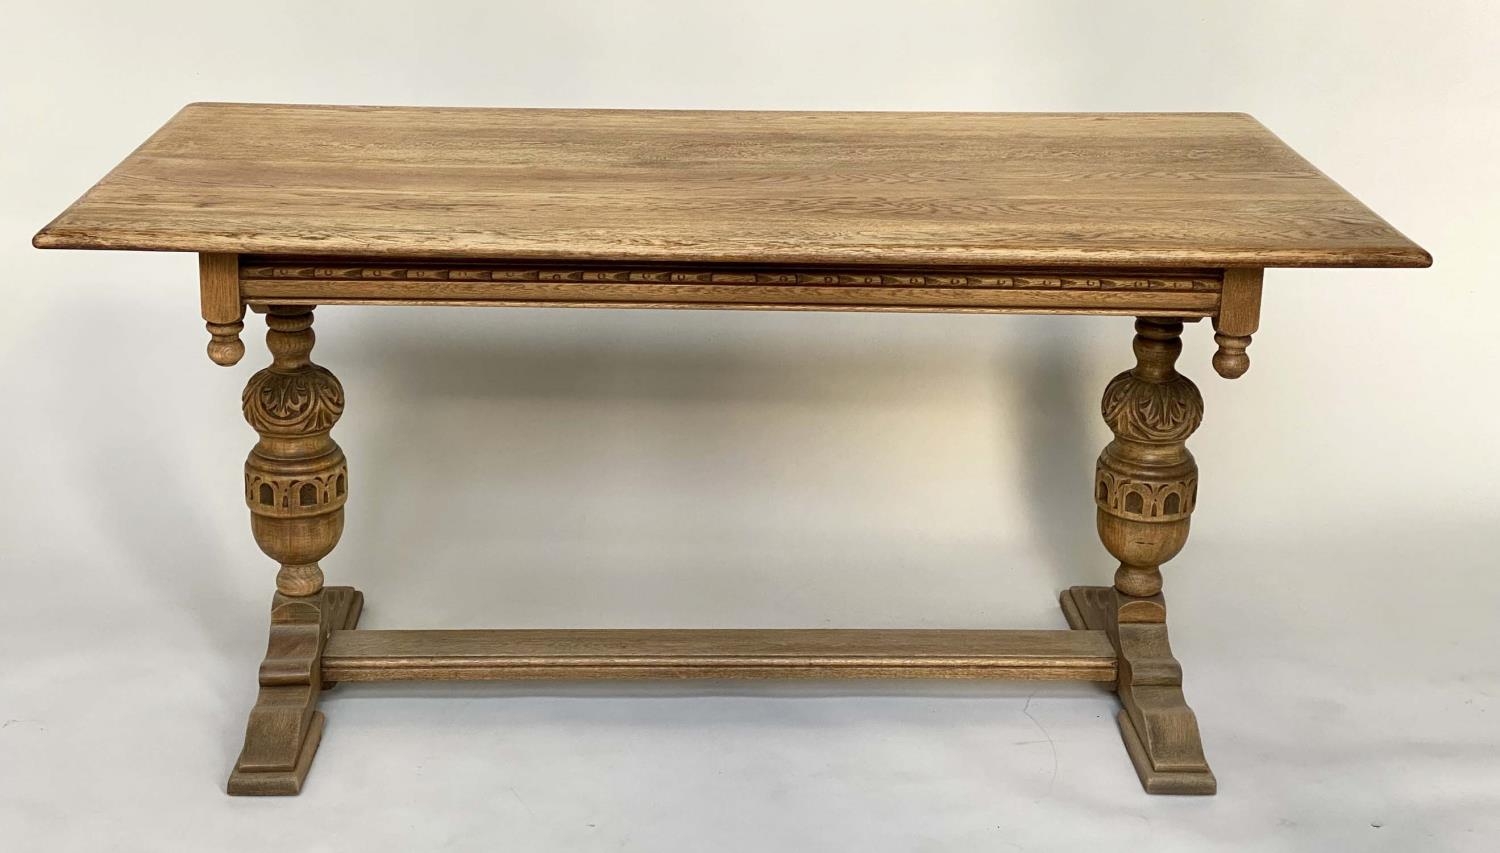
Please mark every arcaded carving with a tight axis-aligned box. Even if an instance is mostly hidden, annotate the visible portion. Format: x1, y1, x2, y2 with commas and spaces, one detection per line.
245, 458, 349, 518
1094, 469, 1197, 522
242, 307, 347, 597
1095, 318, 1202, 600
242, 367, 345, 435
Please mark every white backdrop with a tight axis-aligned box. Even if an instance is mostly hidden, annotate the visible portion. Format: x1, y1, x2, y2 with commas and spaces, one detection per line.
3, 2, 1497, 851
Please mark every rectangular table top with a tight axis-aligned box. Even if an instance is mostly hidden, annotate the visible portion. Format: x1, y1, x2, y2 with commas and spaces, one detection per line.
34, 103, 1428, 270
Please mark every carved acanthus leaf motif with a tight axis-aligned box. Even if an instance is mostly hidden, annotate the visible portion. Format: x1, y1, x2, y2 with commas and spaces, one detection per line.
242, 367, 345, 435
1100, 370, 1204, 443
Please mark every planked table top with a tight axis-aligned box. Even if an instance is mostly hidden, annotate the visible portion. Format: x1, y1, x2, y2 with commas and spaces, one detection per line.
33, 103, 1429, 270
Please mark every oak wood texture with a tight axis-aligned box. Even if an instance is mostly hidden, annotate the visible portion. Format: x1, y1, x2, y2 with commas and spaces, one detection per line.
228, 586, 362, 796
32, 104, 1435, 797
1095, 317, 1203, 599
239, 257, 1223, 316
198, 253, 244, 366
1061, 587, 1215, 795
1213, 268, 1264, 378
1073, 316, 1216, 794
320, 628, 1118, 682
241, 307, 347, 598
35, 104, 1429, 270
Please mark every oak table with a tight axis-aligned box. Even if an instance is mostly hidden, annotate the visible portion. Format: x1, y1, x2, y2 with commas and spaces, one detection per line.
34, 104, 1430, 796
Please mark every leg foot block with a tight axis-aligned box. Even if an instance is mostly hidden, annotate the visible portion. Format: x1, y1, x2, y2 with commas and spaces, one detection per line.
1061, 585, 1216, 795
226, 586, 361, 796
227, 712, 326, 796
1118, 709, 1216, 795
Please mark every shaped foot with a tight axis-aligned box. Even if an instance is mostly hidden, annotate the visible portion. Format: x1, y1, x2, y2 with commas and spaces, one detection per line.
1061, 585, 1216, 795
227, 586, 362, 795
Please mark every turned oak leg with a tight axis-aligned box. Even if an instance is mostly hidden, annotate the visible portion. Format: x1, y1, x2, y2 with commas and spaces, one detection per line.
1061, 317, 1216, 795
228, 306, 363, 796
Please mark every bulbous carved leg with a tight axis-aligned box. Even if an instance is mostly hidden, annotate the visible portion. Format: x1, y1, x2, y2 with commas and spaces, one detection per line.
228, 306, 363, 795
1061, 318, 1215, 795
242, 307, 348, 596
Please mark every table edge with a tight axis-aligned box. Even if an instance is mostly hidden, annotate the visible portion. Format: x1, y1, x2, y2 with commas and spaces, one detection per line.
29, 232, 1434, 270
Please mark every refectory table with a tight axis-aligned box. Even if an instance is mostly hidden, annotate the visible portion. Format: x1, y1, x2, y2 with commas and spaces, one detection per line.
34, 104, 1430, 795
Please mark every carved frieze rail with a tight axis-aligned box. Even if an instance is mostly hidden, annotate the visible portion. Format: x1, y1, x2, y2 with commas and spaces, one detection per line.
237, 259, 1224, 317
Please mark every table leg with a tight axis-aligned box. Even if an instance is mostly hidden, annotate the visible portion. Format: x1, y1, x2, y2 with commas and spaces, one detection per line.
1060, 317, 1216, 794
227, 306, 363, 795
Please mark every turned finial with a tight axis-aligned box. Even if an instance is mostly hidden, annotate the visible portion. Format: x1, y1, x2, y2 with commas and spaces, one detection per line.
1212, 268, 1263, 380
206, 320, 245, 366
200, 253, 246, 367
1212, 332, 1252, 379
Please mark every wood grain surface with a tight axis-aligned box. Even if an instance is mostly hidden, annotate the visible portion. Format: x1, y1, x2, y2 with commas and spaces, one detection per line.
34, 103, 1429, 269
320, 628, 1119, 682
236, 257, 1223, 315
